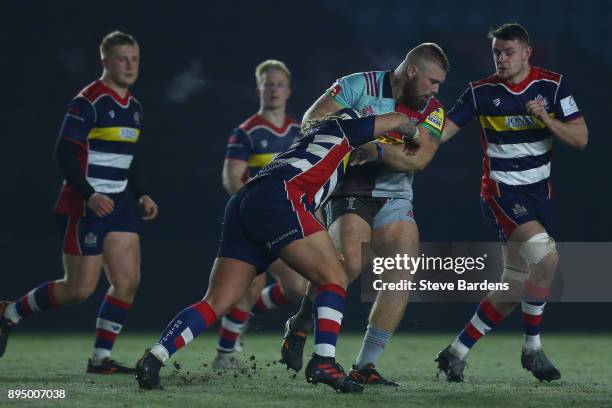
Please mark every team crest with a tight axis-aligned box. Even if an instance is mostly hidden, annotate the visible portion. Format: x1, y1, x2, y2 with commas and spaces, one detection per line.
535, 94, 549, 108
512, 204, 527, 217
84, 232, 98, 247
108, 110, 115, 118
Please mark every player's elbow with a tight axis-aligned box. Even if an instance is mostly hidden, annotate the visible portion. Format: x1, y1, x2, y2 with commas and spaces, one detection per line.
576, 131, 588, 150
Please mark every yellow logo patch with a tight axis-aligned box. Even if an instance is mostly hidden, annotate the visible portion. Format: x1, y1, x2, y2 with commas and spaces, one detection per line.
424, 108, 444, 132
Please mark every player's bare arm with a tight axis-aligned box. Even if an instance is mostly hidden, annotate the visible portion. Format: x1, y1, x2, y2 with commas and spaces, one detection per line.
441, 119, 462, 143
366, 126, 440, 172
525, 99, 588, 149
302, 93, 343, 125
222, 158, 248, 195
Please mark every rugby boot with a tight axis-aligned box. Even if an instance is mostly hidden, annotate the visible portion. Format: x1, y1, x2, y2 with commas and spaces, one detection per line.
87, 357, 135, 374
280, 317, 307, 371
435, 346, 466, 382
521, 348, 561, 381
135, 351, 163, 390
348, 363, 398, 386
305, 354, 364, 393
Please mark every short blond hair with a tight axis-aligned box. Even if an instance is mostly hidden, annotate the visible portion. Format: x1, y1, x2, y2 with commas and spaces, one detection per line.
100, 31, 138, 59
255, 59, 291, 85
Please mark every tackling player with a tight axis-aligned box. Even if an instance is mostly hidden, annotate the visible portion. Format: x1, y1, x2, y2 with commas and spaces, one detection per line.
281, 43, 449, 386
135, 109, 420, 394
214, 60, 306, 369
435, 23, 588, 382
0, 31, 158, 374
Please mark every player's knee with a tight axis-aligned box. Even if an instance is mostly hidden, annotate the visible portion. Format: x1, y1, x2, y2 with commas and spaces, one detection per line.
279, 278, 307, 302
519, 233, 557, 268
65, 285, 95, 304
114, 273, 141, 296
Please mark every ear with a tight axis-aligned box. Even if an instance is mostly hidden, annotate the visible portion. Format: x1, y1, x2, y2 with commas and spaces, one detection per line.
287, 87, 292, 99
524, 46, 532, 61
406, 64, 418, 79
256, 86, 262, 99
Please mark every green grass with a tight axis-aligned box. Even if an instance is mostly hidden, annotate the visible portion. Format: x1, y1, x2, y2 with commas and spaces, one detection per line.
1, 332, 611, 407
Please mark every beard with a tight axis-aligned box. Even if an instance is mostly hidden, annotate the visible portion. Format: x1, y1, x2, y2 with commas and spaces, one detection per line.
401, 77, 430, 111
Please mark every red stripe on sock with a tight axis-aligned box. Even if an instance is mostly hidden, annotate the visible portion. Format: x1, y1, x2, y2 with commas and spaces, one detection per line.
174, 335, 185, 350
480, 299, 504, 325
96, 328, 118, 342
253, 297, 266, 312
227, 308, 250, 323
317, 318, 340, 334
193, 301, 217, 327
523, 281, 550, 300
316, 283, 346, 298
465, 323, 484, 340
47, 281, 59, 308
105, 295, 133, 310
219, 328, 240, 341
270, 284, 289, 306
522, 312, 543, 326
19, 296, 32, 316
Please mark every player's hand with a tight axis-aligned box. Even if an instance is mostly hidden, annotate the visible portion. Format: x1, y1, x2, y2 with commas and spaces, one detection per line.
87, 193, 115, 218
139, 195, 158, 221
350, 143, 378, 166
525, 99, 550, 123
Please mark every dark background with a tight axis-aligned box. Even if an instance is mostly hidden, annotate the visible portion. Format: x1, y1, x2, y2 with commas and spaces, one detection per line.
1, 0, 610, 333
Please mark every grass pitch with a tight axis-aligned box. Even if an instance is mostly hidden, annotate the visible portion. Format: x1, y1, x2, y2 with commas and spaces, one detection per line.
0, 332, 611, 407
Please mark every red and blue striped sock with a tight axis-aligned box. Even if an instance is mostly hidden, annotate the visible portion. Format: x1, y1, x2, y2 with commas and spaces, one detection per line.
217, 308, 250, 353
251, 283, 289, 315
313, 283, 346, 358
450, 298, 505, 359
91, 295, 132, 362
522, 301, 546, 351
151, 301, 217, 362
4, 281, 60, 324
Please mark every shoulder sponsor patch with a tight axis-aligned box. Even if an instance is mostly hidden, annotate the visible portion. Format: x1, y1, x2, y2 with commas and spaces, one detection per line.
424, 107, 444, 132
560, 95, 579, 117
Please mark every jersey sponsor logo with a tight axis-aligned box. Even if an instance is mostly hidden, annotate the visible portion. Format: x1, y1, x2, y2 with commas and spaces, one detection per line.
329, 83, 342, 97
119, 127, 139, 140
266, 228, 298, 249
505, 115, 537, 129
424, 108, 444, 131
560, 95, 579, 116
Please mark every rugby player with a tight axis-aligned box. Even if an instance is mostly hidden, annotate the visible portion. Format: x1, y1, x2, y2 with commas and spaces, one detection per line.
0, 31, 158, 374
135, 109, 420, 393
214, 60, 306, 369
435, 23, 588, 382
281, 43, 449, 386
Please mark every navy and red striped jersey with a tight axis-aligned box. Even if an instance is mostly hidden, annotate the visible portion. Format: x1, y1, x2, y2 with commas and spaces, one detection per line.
447, 66, 582, 198
225, 114, 300, 180
55, 80, 143, 216
253, 109, 375, 211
